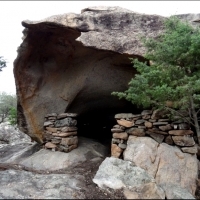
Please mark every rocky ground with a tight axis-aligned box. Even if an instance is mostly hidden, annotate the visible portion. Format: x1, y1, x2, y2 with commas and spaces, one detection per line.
0, 157, 125, 199
0, 122, 199, 199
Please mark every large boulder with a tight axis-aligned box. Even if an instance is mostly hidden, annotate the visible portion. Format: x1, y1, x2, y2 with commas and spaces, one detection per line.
13, 6, 166, 143
123, 136, 198, 198
13, 6, 200, 143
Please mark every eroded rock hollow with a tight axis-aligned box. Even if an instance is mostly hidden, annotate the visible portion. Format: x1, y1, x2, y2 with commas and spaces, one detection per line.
14, 6, 166, 143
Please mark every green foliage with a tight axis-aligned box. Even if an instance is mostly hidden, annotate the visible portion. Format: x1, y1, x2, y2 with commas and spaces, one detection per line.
8, 107, 17, 125
112, 16, 200, 113
0, 92, 17, 123
0, 56, 6, 71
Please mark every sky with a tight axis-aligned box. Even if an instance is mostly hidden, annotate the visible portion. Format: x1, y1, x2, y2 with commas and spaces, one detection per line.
0, 1, 200, 95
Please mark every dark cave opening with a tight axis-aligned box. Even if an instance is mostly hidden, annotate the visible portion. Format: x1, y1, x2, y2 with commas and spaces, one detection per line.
76, 104, 142, 154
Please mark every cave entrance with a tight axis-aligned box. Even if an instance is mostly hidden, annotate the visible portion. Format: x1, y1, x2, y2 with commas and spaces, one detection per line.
76, 104, 142, 156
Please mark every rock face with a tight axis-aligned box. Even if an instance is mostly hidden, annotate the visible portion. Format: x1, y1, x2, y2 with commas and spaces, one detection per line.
13, 6, 167, 142
123, 136, 198, 197
93, 157, 165, 199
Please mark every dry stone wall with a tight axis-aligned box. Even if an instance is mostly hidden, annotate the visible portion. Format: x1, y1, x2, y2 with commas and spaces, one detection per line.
111, 109, 198, 158
43, 113, 78, 153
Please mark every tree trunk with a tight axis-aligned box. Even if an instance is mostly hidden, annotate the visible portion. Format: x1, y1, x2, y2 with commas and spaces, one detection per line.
190, 96, 200, 145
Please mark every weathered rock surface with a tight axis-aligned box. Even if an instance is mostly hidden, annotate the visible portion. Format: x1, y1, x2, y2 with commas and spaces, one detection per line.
123, 136, 159, 177
0, 169, 85, 199
0, 123, 31, 145
20, 137, 108, 171
93, 157, 165, 199
123, 136, 198, 197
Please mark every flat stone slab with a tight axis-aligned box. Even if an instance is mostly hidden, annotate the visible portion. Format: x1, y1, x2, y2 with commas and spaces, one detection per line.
0, 169, 85, 199
18, 137, 108, 172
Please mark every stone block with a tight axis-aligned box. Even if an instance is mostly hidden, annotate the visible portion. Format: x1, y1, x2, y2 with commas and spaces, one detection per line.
61, 136, 78, 146
126, 128, 145, 136
55, 117, 77, 127
111, 144, 123, 158
61, 126, 77, 132
58, 132, 77, 137
169, 130, 193, 136
144, 121, 153, 128
117, 119, 134, 128
57, 113, 77, 119
46, 127, 58, 133
164, 135, 174, 145
172, 135, 195, 147
113, 132, 128, 140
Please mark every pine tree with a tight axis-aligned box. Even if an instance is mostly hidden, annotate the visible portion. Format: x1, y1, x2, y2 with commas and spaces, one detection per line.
112, 16, 200, 144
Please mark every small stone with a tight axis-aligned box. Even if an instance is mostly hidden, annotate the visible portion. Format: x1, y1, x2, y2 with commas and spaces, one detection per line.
181, 146, 198, 154
44, 121, 54, 127
58, 144, 69, 152
169, 130, 193, 136
164, 135, 174, 145
137, 126, 146, 129
111, 128, 124, 133
58, 132, 77, 137
111, 144, 123, 158
135, 119, 145, 125
153, 122, 169, 126
158, 124, 172, 131
142, 115, 151, 119
55, 118, 77, 127
115, 113, 134, 119
112, 138, 121, 144
61, 136, 78, 146
51, 138, 61, 144
126, 128, 145, 136
57, 113, 78, 119
45, 142, 57, 149
113, 132, 128, 140
118, 143, 127, 149
141, 110, 153, 115
172, 135, 195, 147
45, 113, 57, 117
61, 126, 77, 132
46, 127, 58, 133
158, 119, 170, 122
117, 119, 134, 128
144, 121, 153, 128
149, 119, 157, 122
148, 128, 168, 135
52, 132, 59, 136
148, 132, 164, 143
48, 116, 57, 120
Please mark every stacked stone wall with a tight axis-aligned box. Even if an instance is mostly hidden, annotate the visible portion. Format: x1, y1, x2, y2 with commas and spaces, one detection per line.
43, 113, 78, 153
111, 109, 198, 158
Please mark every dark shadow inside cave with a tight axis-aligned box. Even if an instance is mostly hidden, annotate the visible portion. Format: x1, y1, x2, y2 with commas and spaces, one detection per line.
76, 103, 142, 155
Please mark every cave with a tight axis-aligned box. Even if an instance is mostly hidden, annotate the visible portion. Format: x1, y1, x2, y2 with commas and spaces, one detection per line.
76, 101, 142, 150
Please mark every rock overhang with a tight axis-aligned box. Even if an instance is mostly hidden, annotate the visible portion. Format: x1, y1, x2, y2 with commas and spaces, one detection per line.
16, 6, 196, 143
